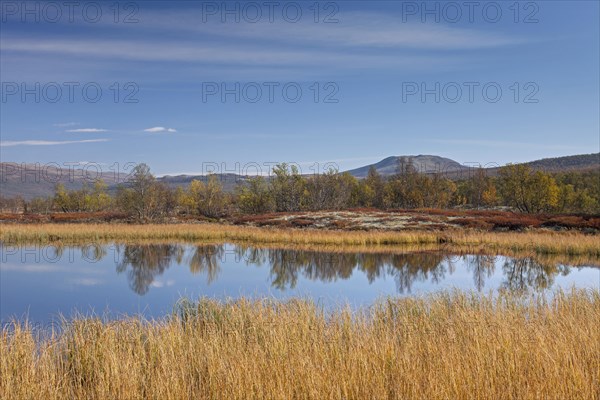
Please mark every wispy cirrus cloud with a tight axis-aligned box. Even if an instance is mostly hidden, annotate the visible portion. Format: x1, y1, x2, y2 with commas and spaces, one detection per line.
7, 10, 527, 51
0, 37, 464, 71
5, 12, 512, 79
144, 127, 177, 133
149, 11, 527, 50
66, 128, 108, 133
0, 139, 109, 147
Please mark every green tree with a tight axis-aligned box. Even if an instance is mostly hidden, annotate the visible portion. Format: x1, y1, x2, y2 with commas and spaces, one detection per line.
88, 180, 112, 211
498, 164, 559, 213
554, 171, 599, 213
335, 172, 360, 209
271, 163, 305, 212
303, 169, 359, 210
53, 183, 71, 212
384, 158, 428, 209
184, 176, 228, 218
28, 197, 53, 214
116, 164, 172, 221
425, 173, 456, 209
236, 176, 274, 214
358, 166, 385, 208
457, 168, 498, 208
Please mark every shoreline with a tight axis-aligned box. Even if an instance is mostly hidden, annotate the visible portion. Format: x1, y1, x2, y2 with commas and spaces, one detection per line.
1, 222, 599, 258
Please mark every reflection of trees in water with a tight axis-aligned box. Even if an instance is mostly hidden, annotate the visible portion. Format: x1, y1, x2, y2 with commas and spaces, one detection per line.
80, 244, 108, 262
116, 244, 223, 294
188, 245, 224, 284
465, 255, 497, 292
233, 245, 353, 289
234, 247, 449, 293
236, 249, 571, 294
501, 257, 570, 292
109, 244, 574, 295
268, 251, 358, 290
386, 253, 448, 294
236, 246, 267, 266
45, 244, 108, 263
116, 244, 184, 295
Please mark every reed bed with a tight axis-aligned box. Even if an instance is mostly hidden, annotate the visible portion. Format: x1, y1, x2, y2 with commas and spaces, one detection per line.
1, 223, 599, 256
1, 290, 599, 399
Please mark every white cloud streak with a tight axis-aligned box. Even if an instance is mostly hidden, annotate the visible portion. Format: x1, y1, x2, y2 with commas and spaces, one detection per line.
153, 12, 525, 50
144, 127, 177, 133
0, 139, 109, 147
0, 37, 463, 70
66, 128, 108, 133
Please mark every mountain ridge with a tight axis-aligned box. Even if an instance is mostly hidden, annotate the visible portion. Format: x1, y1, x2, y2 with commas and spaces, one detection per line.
345, 154, 468, 178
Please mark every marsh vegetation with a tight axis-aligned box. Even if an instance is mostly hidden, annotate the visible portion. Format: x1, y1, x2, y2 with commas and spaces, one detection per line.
2, 223, 599, 256
2, 290, 598, 399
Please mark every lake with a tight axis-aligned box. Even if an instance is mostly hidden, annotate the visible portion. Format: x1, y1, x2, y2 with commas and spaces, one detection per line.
1, 243, 599, 322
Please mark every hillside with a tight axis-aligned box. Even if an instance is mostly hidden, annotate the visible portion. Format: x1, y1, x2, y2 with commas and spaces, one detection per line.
0, 163, 128, 200
474, 153, 600, 179
158, 174, 249, 192
346, 153, 599, 178
526, 153, 600, 172
346, 155, 467, 178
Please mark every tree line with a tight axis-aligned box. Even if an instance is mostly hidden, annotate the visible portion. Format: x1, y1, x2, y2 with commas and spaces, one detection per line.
2, 158, 598, 219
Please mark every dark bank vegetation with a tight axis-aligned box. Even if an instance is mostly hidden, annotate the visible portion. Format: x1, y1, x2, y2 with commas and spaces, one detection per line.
1, 159, 598, 222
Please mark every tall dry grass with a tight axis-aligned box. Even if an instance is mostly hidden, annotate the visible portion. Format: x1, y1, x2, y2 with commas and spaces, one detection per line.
1, 223, 599, 256
1, 290, 599, 400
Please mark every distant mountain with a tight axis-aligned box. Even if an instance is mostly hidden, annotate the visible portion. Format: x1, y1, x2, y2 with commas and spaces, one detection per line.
526, 153, 599, 172
0, 163, 128, 200
0, 162, 249, 200
466, 153, 600, 179
346, 153, 599, 178
345, 155, 467, 178
158, 174, 249, 192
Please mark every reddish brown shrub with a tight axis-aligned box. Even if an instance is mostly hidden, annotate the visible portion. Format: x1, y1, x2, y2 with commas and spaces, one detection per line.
290, 218, 314, 228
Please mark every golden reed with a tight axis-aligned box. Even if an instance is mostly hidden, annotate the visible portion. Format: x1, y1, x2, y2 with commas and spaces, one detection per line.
1, 223, 599, 256
1, 290, 598, 399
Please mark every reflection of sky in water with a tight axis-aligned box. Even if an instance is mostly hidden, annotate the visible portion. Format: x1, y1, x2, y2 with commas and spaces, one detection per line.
1, 243, 599, 322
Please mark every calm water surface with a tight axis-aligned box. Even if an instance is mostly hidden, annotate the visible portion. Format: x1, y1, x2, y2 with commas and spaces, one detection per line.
1, 243, 599, 322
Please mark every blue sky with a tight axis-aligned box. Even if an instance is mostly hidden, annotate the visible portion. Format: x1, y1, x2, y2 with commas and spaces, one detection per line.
1, 0, 598, 176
